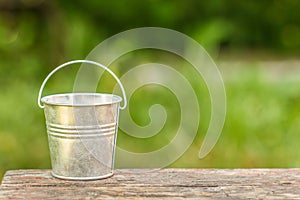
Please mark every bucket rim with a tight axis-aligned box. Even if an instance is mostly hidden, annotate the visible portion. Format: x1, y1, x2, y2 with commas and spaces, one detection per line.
41, 92, 122, 107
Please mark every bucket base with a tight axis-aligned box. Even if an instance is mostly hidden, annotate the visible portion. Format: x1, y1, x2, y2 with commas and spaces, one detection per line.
51, 171, 114, 180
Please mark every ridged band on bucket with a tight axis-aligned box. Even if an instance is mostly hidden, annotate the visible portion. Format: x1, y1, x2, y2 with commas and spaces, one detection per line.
47, 123, 116, 138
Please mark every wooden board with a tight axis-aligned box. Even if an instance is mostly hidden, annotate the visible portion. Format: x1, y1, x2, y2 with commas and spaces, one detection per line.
1, 169, 300, 199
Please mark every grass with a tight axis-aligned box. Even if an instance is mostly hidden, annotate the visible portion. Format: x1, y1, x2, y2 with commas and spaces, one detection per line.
1, 60, 300, 181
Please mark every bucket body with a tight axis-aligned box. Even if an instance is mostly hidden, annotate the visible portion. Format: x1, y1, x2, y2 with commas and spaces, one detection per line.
42, 93, 121, 180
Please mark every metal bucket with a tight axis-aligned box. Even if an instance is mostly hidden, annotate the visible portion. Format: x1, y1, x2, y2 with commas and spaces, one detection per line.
37, 60, 127, 180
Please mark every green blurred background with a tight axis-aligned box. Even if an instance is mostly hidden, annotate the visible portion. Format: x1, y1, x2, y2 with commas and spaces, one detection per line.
0, 0, 300, 180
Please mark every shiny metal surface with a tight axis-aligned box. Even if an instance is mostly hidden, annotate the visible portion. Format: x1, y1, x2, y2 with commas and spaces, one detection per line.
42, 93, 121, 180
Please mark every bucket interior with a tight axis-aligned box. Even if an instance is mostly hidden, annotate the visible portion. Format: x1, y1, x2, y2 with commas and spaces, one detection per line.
41, 93, 122, 106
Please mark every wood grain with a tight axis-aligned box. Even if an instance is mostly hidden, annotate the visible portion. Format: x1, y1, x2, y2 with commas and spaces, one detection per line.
1, 169, 300, 199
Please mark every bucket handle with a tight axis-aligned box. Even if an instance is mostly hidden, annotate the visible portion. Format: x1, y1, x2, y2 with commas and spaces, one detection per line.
38, 60, 127, 110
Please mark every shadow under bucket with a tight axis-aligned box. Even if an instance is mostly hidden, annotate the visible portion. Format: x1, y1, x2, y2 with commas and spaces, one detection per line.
38, 60, 127, 180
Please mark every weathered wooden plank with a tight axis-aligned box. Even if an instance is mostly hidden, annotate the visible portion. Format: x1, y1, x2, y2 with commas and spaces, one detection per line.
1, 169, 300, 199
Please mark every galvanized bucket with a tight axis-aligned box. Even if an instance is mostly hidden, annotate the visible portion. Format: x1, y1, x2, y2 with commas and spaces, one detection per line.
37, 60, 127, 180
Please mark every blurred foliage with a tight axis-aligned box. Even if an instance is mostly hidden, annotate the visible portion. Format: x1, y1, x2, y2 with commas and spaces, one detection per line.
0, 0, 299, 74
0, 0, 300, 180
